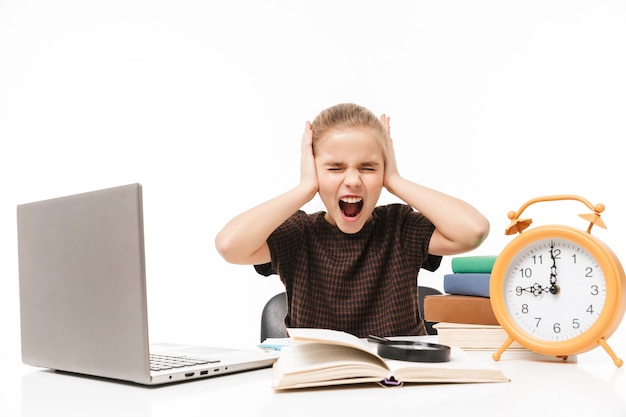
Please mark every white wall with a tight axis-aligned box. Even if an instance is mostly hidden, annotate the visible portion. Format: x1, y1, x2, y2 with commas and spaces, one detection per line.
2, 1, 626, 358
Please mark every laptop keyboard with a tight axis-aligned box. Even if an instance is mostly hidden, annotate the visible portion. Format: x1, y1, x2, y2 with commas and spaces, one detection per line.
150, 353, 220, 371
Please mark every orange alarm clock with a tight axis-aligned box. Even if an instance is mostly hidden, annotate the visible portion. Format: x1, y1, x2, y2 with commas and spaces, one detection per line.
490, 195, 626, 366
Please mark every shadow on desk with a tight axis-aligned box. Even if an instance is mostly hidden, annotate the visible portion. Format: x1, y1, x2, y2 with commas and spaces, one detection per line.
20, 367, 273, 417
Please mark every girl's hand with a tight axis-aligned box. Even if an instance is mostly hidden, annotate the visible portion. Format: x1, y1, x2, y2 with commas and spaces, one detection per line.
300, 121, 318, 192
380, 114, 400, 191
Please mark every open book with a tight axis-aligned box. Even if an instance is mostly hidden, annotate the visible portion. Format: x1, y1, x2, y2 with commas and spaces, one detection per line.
271, 328, 509, 389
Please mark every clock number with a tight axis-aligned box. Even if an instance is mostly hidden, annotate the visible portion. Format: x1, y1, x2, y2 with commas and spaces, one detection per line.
519, 268, 532, 279
591, 285, 599, 296
585, 267, 593, 278
572, 254, 577, 264
534, 317, 541, 327
572, 318, 580, 329
553, 323, 561, 333
587, 304, 594, 315
532, 255, 543, 265
521, 304, 529, 314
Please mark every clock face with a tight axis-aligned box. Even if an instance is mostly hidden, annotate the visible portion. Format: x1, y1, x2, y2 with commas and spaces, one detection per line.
502, 237, 607, 342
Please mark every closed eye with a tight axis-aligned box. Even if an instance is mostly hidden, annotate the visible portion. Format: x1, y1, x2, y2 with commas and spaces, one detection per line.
360, 163, 380, 171
325, 163, 345, 172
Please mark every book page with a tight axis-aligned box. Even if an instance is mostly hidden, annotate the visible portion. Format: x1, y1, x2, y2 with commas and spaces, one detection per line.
286, 328, 372, 353
272, 342, 390, 388
389, 348, 509, 383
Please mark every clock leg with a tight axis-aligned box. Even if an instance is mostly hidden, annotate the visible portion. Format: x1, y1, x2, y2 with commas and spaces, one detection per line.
597, 337, 623, 367
492, 337, 514, 361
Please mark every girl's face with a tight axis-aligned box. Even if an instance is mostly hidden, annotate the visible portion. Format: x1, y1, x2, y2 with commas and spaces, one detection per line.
314, 127, 385, 234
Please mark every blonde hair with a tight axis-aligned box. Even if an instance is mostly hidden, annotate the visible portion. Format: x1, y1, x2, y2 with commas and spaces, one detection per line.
311, 103, 387, 157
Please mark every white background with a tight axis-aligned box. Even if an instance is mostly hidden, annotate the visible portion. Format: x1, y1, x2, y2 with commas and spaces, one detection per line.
2, 0, 626, 364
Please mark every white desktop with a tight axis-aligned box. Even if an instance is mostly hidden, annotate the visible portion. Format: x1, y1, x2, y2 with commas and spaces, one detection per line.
5, 336, 626, 417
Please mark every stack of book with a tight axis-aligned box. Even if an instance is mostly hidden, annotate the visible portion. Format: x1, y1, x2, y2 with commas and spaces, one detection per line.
424, 255, 527, 352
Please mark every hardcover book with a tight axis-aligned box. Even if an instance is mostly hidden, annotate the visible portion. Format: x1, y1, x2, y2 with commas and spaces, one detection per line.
423, 294, 499, 326
443, 273, 491, 298
451, 255, 498, 274
271, 328, 509, 389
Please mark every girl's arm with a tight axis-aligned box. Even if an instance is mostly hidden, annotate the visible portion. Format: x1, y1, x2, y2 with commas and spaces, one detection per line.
380, 115, 490, 256
215, 122, 318, 265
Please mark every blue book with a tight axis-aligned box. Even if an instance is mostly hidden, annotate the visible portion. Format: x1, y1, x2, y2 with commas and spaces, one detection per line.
443, 273, 490, 298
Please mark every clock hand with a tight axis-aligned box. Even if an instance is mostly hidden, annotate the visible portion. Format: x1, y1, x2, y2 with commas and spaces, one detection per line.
516, 283, 549, 296
548, 242, 561, 295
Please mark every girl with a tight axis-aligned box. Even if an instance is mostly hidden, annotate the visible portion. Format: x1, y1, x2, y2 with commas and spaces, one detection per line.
215, 103, 489, 337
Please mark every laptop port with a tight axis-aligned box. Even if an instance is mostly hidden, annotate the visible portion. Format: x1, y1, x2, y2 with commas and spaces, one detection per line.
185, 372, 195, 377
200, 370, 208, 376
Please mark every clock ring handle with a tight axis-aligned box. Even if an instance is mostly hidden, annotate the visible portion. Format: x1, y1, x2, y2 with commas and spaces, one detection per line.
504, 194, 606, 235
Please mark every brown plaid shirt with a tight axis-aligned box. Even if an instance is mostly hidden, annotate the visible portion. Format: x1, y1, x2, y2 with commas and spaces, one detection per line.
265, 203, 441, 337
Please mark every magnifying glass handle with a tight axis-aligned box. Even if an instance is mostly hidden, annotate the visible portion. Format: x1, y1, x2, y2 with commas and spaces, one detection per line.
367, 335, 392, 344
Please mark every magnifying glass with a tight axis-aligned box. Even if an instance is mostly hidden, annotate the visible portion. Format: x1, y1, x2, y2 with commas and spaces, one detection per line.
367, 335, 451, 363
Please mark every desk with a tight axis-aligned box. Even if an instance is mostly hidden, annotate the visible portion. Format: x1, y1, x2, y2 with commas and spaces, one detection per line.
5, 344, 626, 417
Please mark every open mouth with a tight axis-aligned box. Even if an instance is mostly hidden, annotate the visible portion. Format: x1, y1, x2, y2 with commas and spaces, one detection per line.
339, 197, 363, 218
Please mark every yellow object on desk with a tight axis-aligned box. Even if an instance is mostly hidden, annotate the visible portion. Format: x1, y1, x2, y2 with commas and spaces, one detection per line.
490, 195, 626, 366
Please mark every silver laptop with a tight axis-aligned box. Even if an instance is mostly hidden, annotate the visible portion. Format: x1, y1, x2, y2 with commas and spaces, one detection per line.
17, 183, 279, 385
